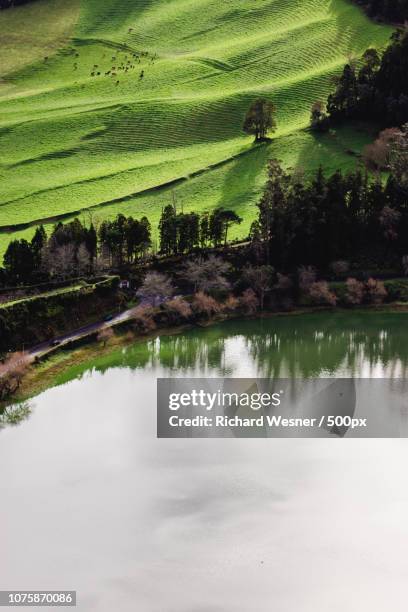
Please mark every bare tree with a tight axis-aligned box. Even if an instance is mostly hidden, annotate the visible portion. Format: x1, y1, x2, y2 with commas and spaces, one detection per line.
129, 304, 157, 333
243, 265, 274, 309
164, 296, 192, 321
42, 243, 76, 280
363, 128, 401, 173
222, 294, 240, 313
366, 278, 387, 304
192, 292, 221, 318
136, 272, 173, 306
97, 326, 114, 347
0, 352, 32, 401
389, 123, 408, 190
180, 255, 230, 293
309, 281, 337, 306
77, 243, 91, 277
240, 288, 259, 314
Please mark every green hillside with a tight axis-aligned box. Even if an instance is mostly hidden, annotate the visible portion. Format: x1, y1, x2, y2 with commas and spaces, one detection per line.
0, 0, 392, 254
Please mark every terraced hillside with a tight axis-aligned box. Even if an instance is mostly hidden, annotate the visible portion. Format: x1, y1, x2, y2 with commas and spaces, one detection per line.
0, 0, 391, 253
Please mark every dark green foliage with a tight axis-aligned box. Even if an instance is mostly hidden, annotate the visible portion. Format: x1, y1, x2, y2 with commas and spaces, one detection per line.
324, 31, 408, 128
3, 239, 35, 283
357, 0, 408, 23
243, 98, 277, 141
383, 279, 408, 301
159, 206, 241, 254
99, 214, 151, 264
255, 158, 408, 269
0, 276, 119, 352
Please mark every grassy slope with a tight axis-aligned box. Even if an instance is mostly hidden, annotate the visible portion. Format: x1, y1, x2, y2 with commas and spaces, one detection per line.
0, 0, 392, 254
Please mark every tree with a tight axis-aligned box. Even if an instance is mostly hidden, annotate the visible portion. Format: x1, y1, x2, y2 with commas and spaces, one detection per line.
366, 278, 387, 304
389, 123, 408, 191
240, 288, 259, 314
164, 296, 192, 322
310, 100, 328, 131
177, 212, 200, 253
136, 272, 173, 306
180, 255, 230, 293
3, 239, 35, 283
243, 98, 277, 142
308, 281, 337, 306
30, 225, 46, 267
0, 351, 31, 401
159, 205, 177, 255
97, 326, 114, 347
346, 278, 364, 305
363, 128, 401, 173
192, 292, 221, 318
77, 243, 92, 276
243, 265, 274, 309
85, 223, 98, 267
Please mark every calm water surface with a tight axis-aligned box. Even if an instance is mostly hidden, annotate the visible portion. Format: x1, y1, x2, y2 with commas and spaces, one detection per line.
1, 313, 408, 611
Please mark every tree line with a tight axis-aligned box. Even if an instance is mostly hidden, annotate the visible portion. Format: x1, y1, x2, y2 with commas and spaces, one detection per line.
312, 30, 408, 130
250, 144, 408, 271
355, 0, 408, 23
0, 205, 242, 285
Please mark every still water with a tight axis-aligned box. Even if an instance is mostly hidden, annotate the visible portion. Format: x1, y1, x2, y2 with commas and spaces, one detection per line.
1, 313, 408, 611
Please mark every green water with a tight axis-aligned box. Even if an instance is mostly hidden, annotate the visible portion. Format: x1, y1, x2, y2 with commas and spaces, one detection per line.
55, 311, 408, 387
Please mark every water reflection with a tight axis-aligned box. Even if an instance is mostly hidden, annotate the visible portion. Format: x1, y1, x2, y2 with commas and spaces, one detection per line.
63, 313, 408, 384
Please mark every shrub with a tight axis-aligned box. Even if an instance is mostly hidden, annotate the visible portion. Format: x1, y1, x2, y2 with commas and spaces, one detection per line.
384, 279, 408, 302
309, 281, 337, 306
192, 292, 221, 318
222, 294, 240, 313
242, 265, 274, 309
129, 305, 156, 333
345, 278, 364, 305
366, 278, 387, 304
0, 351, 31, 401
164, 296, 192, 321
136, 272, 173, 306
97, 326, 114, 346
240, 288, 259, 314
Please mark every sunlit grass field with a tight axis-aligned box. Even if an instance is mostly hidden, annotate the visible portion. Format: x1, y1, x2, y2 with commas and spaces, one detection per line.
0, 0, 392, 254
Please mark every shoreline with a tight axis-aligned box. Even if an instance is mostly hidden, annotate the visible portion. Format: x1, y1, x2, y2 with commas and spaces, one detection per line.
4, 302, 408, 407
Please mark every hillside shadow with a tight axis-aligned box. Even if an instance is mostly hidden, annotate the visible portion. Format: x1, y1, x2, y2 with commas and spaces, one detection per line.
218, 142, 272, 215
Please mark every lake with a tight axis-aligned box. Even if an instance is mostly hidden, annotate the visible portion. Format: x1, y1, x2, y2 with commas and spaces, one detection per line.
1, 312, 408, 611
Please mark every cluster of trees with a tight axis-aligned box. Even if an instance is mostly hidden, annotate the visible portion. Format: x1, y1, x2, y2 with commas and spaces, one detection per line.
159, 205, 242, 255
99, 214, 151, 266
356, 0, 408, 23
1, 214, 151, 285
250, 143, 408, 269
2, 220, 97, 285
314, 31, 408, 129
